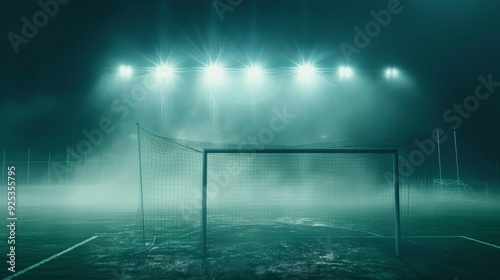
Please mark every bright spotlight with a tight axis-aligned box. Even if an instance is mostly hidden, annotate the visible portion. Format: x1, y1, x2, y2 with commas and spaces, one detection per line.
205, 64, 224, 78
155, 64, 174, 79
119, 65, 133, 78
297, 63, 317, 82
338, 66, 353, 79
246, 65, 263, 81
385, 68, 399, 78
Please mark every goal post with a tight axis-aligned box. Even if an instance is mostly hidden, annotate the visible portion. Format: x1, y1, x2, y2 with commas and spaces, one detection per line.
136, 125, 408, 259
201, 148, 401, 257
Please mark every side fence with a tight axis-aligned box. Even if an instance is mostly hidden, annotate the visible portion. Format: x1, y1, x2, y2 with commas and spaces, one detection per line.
0, 149, 138, 185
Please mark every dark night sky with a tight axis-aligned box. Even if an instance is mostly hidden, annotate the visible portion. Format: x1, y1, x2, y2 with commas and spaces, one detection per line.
0, 0, 499, 179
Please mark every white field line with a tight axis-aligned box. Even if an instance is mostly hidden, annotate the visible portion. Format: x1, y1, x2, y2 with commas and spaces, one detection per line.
324, 225, 383, 237
460, 236, 500, 250
403, 237, 451, 257
405, 235, 464, 238
129, 236, 157, 256
182, 230, 200, 237
4, 236, 98, 280
194, 224, 384, 238
405, 235, 500, 250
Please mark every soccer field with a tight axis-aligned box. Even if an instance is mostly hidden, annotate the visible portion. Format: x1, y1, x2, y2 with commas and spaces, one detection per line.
2, 205, 500, 280
3, 0, 500, 279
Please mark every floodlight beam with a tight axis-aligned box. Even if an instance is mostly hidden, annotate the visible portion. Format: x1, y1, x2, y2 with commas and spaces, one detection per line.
155, 64, 175, 79
296, 63, 317, 82
338, 66, 353, 79
385, 67, 399, 78
119, 65, 133, 78
246, 65, 264, 82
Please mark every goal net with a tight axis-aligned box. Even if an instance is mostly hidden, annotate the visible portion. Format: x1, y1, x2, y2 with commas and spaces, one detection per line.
433, 179, 483, 202
137, 125, 405, 256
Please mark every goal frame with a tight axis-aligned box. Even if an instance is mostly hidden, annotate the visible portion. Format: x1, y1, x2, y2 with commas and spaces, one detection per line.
201, 148, 401, 257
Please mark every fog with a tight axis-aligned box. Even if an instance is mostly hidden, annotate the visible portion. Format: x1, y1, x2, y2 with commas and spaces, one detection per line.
0, 0, 498, 216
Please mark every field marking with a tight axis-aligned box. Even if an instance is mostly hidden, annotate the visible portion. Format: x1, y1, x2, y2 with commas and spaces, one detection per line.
206, 223, 384, 238
404, 235, 500, 250
405, 235, 464, 238
460, 236, 500, 250
325, 225, 383, 237
403, 237, 451, 257
130, 236, 157, 255
182, 230, 200, 237
4, 236, 98, 280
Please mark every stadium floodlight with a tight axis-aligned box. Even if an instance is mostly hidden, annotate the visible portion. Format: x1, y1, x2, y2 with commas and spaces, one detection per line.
119, 65, 133, 78
246, 65, 264, 82
385, 68, 398, 78
155, 64, 175, 80
338, 66, 353, 79
296, 63, 317, 82
205, 63, 225, 79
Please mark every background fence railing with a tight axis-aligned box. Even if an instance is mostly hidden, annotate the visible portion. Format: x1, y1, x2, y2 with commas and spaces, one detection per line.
1, 149, 138, 185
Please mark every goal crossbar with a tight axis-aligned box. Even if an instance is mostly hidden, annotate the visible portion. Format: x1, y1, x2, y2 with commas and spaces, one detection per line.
201, 148, 401, 257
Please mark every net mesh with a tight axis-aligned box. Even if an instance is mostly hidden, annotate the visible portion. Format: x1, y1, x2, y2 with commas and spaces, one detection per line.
137, 125, 447, 254
206, 153, 395, 243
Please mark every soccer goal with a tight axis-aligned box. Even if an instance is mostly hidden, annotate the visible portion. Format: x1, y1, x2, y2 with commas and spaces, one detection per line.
136, 125, 401, 258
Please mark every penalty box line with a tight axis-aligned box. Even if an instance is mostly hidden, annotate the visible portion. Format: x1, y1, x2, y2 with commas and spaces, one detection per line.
4, 236, 98, 280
